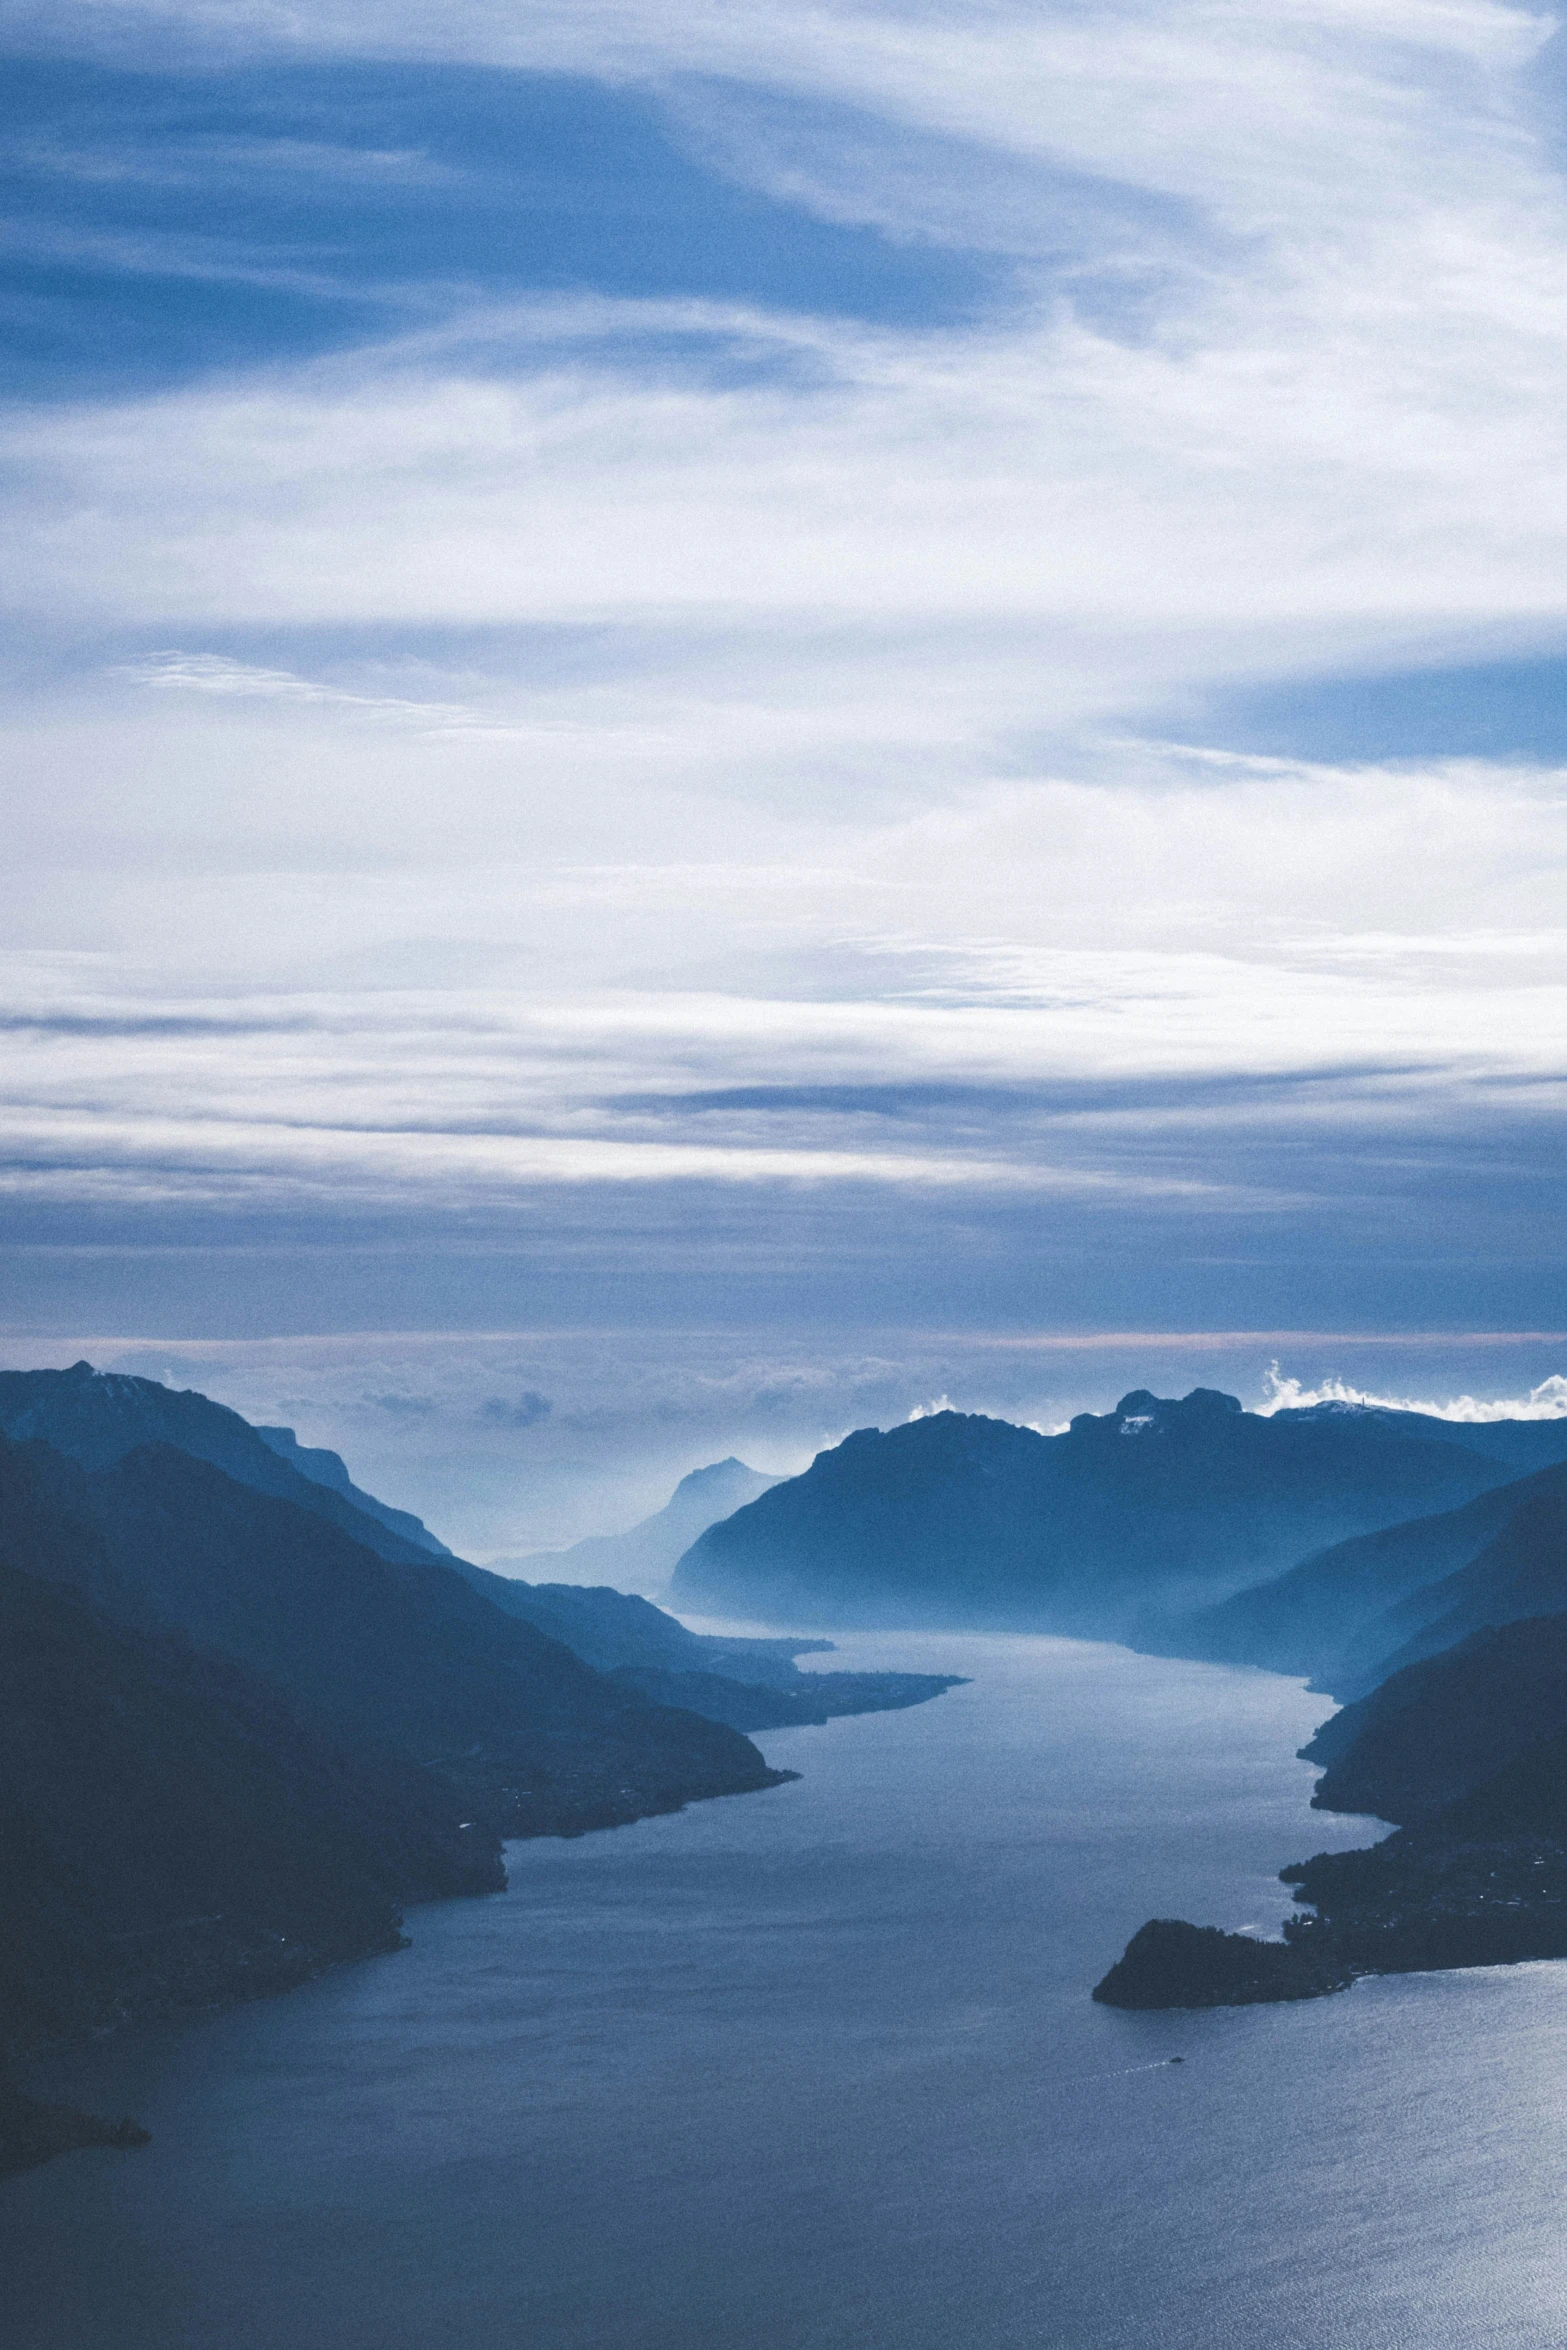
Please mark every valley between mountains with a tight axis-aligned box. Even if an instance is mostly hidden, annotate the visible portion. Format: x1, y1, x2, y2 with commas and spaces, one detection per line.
9, 1363, 1567, 2171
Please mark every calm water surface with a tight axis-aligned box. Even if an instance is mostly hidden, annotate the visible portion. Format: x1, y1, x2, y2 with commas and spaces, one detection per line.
8, 1630, 1567, 2350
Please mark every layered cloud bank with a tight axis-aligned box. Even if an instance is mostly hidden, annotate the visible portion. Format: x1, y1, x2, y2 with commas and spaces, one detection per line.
4, 0, 1567, 1522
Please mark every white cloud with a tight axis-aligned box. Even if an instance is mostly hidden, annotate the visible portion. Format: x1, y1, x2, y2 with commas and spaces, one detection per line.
0, 1097, 1147, 1203
6, 0, 1567, 1495
122, 651, 487, 729
12, 263, 1567, 660
7, 0, 1567, 686
1260, 1365, 1567, 1420
6, 738, 1567, 1241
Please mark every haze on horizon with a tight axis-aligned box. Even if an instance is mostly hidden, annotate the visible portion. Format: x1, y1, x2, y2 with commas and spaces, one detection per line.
5, 0, 1567, 1552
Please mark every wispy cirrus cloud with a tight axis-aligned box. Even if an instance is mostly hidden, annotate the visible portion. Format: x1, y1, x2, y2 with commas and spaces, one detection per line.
121, 650, 486, 729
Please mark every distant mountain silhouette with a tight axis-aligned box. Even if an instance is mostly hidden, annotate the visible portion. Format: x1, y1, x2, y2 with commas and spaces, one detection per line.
492, 1457, 780, 1593
671, 1394, 1520, 1635
0, 1364, 438, 1566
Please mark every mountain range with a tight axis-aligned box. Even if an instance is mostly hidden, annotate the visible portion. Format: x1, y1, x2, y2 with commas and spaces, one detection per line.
654, 1381, 1567, 2010
670, 1389, 1558, 1636
0, 1412, 789, 2092
0, 1360, 963, 2172
14, 1352, 1567, 2111
0, 1364, 448, 1566
0, 1431, 783, 1844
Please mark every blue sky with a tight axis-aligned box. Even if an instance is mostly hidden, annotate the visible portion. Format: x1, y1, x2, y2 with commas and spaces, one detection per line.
5, 0, 1567, 1553
0, 57, 993, 396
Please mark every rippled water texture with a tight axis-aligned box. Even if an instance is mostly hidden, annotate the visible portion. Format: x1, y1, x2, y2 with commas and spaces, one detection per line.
8, 1630, 1567, 2349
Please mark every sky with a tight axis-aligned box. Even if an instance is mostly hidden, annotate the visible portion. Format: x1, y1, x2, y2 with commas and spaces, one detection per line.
5, 0, 1567, 1557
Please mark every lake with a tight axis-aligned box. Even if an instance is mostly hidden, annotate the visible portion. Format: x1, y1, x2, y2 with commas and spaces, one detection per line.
8, 1629, 1567, 2349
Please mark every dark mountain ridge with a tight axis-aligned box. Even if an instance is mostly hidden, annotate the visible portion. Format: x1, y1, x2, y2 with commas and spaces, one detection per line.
1339, 1475, 1567, 1693
1096, 1666, 1567, 2013
0, 1363, 438, 1566
0, 1420, 794, 2169
1093, 1416, 1567, 2008
672, 1392, 1521, 1636
3, 1365, 954, 1742
0, 1360, 955, 1741
3, 1432, 785, 1843
0, 1549, 502, 2063
1302, 1614, 1567, 1825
